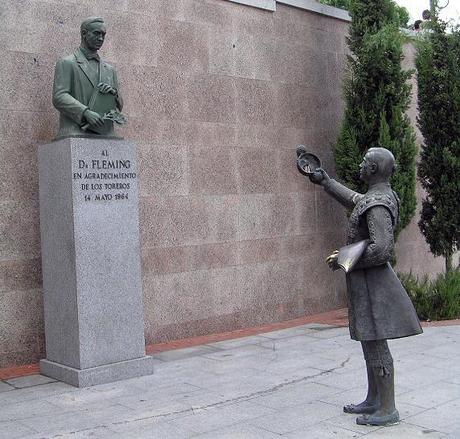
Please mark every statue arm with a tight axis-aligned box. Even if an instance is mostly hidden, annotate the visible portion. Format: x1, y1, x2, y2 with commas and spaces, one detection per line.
322, 178, 363, 209
52, 59, 89, 124
354, 206, 394, 269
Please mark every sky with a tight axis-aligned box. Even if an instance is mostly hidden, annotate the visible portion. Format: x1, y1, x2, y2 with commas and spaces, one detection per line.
395, 0, 459, 25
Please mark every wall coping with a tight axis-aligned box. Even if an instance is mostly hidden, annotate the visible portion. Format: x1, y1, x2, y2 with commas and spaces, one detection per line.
224, 0, 276, 11
223, 0, 351, 21
278, 0, 351, 21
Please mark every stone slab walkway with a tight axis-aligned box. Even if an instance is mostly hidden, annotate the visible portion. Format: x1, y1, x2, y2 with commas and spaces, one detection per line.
1, 323, 459, 438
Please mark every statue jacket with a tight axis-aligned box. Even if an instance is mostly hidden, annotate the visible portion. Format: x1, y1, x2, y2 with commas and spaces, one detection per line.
323, 179, 422, 341
52, 48, 123, 138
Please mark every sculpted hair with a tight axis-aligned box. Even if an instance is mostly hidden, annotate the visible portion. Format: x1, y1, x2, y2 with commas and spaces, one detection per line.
80, 17, 105, 34
367, 148, 396, 179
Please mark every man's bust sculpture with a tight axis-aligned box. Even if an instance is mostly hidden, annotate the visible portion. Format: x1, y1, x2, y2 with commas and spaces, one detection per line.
300, 147, 422, 426
53, 17, 123, 138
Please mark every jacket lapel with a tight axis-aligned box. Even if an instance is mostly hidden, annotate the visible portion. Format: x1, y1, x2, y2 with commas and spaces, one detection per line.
74, 49, 97, 88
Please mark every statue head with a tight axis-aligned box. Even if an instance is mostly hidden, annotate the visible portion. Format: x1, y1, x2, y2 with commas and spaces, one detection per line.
359, 148, 396, 184
80, 17, 106, 52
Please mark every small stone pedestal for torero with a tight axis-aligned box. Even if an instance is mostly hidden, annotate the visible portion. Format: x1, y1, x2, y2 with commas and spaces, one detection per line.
38, 137, 154, 387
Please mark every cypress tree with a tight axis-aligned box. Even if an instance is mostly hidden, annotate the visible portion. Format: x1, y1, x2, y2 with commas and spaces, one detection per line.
416, 21, 460, 272
333, 0, 417, 236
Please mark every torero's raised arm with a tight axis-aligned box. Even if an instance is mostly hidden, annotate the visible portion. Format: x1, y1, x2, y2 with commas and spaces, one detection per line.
309, 168, 364, 209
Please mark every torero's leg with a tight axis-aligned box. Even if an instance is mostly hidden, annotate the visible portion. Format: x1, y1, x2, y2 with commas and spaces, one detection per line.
356, 340, 399, 426
343, 342, 378, 414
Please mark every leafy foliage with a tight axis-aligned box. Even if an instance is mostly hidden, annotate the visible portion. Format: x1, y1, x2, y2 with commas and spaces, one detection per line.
333, 0, 417, 235
317, 0, 409, 27
416, 22, 460, 271
400, 270, 460, 320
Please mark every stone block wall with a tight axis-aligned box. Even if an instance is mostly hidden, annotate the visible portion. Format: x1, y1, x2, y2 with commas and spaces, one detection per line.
0, 0, 441, 368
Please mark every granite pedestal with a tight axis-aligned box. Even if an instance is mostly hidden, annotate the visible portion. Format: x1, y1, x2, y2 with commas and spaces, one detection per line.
38, 137, 154, 387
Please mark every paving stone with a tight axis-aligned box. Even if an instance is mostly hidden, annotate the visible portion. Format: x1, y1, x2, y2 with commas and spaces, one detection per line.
200, 344, 273, 361
5, 374, 56, 388
19, 409, 98, 436
364, 421, 448, 438
172, 400, 277, 434
191, 421, 281, 438
424, 344, 460, 360
312, 369, 370, 390
395, 365, 457, 390
44, 388, 130, 409
259, 333, 325, 350
0, 421, 37, 439
398, 382, 460, 409
283, 421, 365, 438
61, 426, 122, 438
307, 327, 350, 339
249, 400, 338, 434
447, 427, 460, 438
251, 352, 342, 375
113, 391, 194, 414
251, 381, 341, 409
444, 375, 460, 385
324, 413, 382, 434
111, 418, 194, 439
0, 381, 76, 406
404, 398, 460, 434
151, 345, 221, 362
0, 381, 14, 393
174, 389, 226, 408
303, 324, 338, 330
207, 335, 269, 350
0, 399, 66, 422
258, 325, 327, 339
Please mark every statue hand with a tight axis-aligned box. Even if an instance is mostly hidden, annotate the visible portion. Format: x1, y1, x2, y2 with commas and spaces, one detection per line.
309, 168, 330, 186
326, 250, 340, 271
98, 83, 117, 95
84, 110, 104, 127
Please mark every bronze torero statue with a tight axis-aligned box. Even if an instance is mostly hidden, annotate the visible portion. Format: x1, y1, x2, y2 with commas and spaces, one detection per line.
298, 146, 422, 426
52, 17, 125, 138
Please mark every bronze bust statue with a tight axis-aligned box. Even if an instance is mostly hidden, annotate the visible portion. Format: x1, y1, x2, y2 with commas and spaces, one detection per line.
52, 17, 125, 138
298, 147, 422, 426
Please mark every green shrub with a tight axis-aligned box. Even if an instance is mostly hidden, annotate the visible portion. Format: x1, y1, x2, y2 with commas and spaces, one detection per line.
432, 270, 460, 319
400, 270, 460, 320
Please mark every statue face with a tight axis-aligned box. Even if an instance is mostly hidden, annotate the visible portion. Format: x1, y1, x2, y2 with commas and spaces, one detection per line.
359, 153, 375, 182
82, 22, 106, 51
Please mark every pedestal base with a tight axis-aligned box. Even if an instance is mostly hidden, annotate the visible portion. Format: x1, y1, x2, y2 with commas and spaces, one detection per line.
38, 138, 151, 388
40, 356, 155, 388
